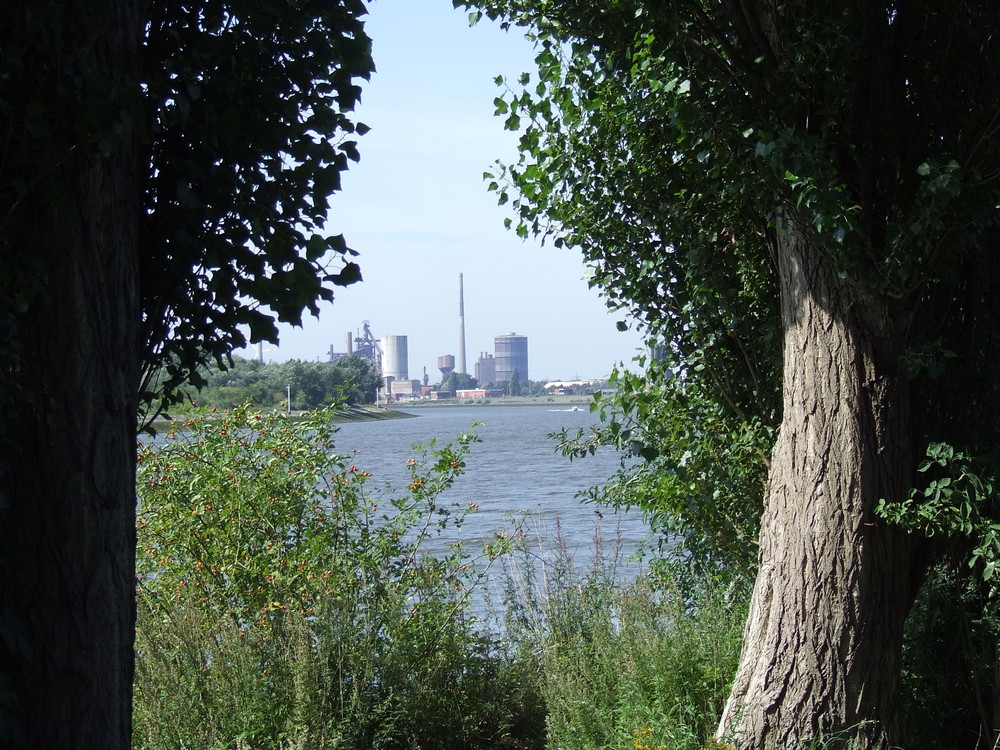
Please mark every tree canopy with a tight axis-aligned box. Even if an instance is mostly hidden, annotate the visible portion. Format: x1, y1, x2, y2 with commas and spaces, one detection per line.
440, 371, 479, 394
195, 355, 382, 408
459, 0, 1000, 746
467, 0, 1000, 461
0, 1, 374, 744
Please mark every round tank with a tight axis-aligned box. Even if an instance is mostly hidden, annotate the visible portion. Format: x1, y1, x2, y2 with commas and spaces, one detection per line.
381, 335, 408, 381
494, 333, 528, 383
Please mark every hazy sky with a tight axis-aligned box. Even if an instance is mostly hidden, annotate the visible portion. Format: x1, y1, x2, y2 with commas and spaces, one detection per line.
241, 0, 647, 381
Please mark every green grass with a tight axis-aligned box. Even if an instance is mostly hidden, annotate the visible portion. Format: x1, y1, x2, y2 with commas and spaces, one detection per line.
494, 521, 748, 750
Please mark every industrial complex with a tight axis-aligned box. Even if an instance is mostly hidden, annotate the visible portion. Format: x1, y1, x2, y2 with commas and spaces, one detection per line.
325, 274, 566, 401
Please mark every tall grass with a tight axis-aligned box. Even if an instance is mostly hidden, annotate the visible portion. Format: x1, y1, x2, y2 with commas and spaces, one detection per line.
496, 519, 747, 750
135, 590, 543, 749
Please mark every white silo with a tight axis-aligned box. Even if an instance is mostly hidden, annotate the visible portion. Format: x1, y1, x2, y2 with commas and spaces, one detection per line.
381, 335, 408, 381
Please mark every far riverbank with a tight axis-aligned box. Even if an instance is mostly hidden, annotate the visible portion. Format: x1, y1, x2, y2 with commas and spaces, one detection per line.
146, 403, 414, 433
146, 395, 598, 434
385, 394, 595, 410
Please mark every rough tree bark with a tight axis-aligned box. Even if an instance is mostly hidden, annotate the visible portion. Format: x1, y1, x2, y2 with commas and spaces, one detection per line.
0, 2, 142, 746
717, 222, 927, 749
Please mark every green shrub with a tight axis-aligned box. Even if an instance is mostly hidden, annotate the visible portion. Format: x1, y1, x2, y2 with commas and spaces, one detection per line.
134, 404, 542, 750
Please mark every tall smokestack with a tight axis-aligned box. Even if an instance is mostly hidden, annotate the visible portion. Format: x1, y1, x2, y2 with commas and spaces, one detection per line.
458, 273, 467, 374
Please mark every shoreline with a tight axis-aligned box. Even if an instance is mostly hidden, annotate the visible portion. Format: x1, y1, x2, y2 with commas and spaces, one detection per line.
145, 403, 415, 432
384, 394, 595, 410
145, 395, 598, 432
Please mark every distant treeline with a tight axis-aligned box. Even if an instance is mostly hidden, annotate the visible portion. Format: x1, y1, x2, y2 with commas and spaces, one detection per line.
440, 369, 550, 398
194, 356, 382, 409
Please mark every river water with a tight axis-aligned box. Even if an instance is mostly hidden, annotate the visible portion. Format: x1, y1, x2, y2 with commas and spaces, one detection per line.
333, 404, 652, 607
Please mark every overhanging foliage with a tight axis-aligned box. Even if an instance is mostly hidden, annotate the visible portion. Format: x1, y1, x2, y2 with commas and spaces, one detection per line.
138, 0, 374, 419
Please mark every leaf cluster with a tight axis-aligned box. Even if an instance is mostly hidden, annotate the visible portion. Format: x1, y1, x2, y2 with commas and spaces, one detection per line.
555, 358, 770, 579
2, 3, 375, 423
139, 0, 374, 420
137, 405, 496, 626
462, 1, 787, 576
879, 443, 1000, 584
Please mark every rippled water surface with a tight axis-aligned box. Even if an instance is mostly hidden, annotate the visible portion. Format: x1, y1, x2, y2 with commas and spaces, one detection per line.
334, 404, 651, 567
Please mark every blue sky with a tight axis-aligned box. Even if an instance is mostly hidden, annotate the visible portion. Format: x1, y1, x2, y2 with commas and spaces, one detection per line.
242, 0, 647, 381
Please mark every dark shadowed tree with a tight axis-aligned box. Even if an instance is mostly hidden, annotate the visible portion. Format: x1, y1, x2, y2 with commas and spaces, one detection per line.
507, 369, 521, 396
459, 0, 1000, 747
441, 371, 478, 393
0, 1, 372, 746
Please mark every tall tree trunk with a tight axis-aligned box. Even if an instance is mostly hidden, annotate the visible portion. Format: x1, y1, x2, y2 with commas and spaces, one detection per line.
0, 2, 142, 746
718, 223, 926, 749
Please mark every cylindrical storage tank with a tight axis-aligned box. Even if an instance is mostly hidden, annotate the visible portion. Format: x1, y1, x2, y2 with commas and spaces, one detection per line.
437, 354, 455, 375
494, 333, 528, 383
381, 335, 408, 381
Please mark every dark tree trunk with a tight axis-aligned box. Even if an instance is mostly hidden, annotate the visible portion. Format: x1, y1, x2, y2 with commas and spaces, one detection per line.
718, 223, 927, 749
0, 2, 142, 746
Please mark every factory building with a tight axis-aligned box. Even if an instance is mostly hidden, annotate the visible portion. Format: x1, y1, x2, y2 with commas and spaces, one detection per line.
475, 352, 496, 384
338, 320, 381, 369
494, 333, 528, 383
330, 300, 532, 398
388, 379, 421, 398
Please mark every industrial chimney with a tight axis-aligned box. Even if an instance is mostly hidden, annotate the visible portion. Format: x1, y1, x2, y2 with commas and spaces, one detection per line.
458, 273, 467, 374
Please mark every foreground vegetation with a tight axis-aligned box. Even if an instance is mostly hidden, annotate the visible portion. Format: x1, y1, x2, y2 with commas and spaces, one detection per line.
136, 404, 999, 749
134, 405, 743, 750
